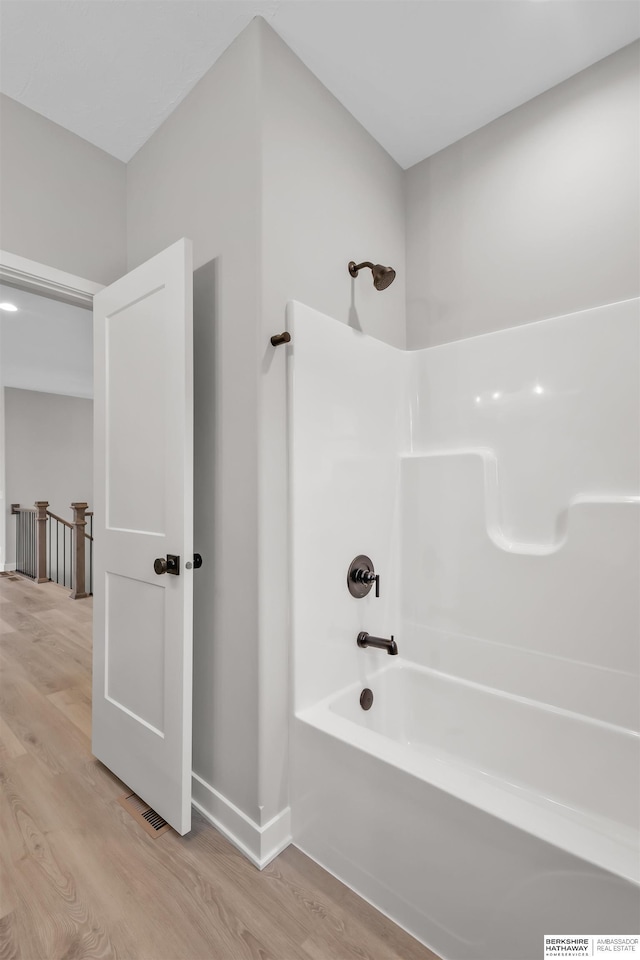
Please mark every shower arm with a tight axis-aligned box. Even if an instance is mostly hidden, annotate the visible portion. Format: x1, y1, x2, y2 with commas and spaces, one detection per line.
348, 261, 375, 277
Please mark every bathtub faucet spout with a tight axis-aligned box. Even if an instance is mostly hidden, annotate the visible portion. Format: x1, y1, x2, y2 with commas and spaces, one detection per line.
357, 631, 398, 655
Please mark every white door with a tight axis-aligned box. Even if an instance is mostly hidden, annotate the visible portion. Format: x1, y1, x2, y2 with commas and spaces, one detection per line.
92, 239, 193, 835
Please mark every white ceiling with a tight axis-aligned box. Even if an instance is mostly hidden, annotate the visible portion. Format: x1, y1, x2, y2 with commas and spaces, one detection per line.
1, 1, 638, 169
0, 285, 93, 399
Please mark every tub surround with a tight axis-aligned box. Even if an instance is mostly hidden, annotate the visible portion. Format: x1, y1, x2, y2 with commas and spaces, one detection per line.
298, 663, 638, 880
293, 704, 637, 960
289, 297, 639, 722
288, 297, 640, 958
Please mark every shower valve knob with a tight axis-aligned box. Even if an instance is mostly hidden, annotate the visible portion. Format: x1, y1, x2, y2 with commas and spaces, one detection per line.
355, 570, 380, 598
347, 556, 380, 598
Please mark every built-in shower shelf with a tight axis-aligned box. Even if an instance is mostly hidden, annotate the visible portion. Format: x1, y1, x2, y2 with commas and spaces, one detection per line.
400, 448, 640, 556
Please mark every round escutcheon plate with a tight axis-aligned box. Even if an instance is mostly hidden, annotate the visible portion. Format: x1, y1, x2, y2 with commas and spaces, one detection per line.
347, 554, 375, 598
360, 688, 374, 711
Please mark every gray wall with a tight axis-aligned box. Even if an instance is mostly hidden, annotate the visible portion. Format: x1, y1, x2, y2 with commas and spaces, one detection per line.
4, 388, 93, 564
257, 21, 405, 823
260, 21, 406, 350
405, 41, 640, 348
127, 21, 262, 822
0, 94, 126, 285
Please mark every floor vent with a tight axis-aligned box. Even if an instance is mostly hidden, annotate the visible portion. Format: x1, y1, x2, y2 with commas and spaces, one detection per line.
142, 808, 168, 831
116, 792, 171, 839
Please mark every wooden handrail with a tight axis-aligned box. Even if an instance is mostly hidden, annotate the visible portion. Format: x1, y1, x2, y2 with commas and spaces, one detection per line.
46, 509, 73, 529
11, 504, 36, 514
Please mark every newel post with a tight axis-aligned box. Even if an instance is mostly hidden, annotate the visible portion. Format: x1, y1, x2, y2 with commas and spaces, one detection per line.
34, 501, 49, 583
70, 502, 88, 599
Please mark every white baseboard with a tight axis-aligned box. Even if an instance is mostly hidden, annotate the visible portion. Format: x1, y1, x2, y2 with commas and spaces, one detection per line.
191, 772, 291, 870
0, 563, 16, 572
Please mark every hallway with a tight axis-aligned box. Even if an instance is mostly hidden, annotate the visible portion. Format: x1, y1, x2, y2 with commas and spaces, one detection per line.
0, 574, 437, 960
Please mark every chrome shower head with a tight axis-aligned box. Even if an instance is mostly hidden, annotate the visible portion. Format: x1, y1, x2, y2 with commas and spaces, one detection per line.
348, 260, 396, 291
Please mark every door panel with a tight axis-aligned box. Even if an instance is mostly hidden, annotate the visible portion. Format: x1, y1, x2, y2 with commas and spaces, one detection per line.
92, 238, 193, 835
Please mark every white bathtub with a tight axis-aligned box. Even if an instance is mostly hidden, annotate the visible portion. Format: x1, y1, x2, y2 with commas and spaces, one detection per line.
292, 662, 640, 960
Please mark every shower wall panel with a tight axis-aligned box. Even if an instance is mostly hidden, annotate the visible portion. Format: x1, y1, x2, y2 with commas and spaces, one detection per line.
402, 298, 640, 730
287, 301, 405, 711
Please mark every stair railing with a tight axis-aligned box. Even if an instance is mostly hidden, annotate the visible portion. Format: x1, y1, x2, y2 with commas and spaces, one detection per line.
11, 503, 37, 580
11, 501, 93, 598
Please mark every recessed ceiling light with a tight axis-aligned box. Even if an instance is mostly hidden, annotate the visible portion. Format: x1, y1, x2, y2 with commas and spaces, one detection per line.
0, 302, 18, 312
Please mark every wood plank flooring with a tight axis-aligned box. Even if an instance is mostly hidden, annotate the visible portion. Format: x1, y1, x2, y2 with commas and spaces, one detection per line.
0, 575, 440, 960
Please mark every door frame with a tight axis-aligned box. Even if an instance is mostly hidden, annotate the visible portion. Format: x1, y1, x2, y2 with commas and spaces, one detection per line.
0, 249, 103, 305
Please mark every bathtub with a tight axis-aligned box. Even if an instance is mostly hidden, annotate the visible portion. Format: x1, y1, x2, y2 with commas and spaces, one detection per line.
291, 662, 640, 960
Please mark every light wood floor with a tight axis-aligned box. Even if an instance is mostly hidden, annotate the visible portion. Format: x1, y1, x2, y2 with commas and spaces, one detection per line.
0, 574, 439, 960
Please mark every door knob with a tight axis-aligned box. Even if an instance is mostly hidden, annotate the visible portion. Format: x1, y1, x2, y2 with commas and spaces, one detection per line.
154, 554, 180, 576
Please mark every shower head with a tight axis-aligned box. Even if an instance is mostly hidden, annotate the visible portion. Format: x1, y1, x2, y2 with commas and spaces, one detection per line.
372, 264, 396, 291
348, 260, 396, 291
